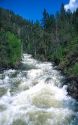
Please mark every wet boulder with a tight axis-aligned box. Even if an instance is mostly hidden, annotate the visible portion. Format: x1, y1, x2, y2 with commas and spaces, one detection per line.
67, 76, 78, 100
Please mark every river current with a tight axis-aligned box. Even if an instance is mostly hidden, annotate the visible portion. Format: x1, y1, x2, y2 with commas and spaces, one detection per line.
0, 54, 78, 125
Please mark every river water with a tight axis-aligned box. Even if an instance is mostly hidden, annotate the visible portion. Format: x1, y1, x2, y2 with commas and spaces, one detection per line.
0, 54, 78, 125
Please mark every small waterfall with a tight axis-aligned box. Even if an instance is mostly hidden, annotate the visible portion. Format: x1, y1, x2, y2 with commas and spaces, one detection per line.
0, 54, 78, 125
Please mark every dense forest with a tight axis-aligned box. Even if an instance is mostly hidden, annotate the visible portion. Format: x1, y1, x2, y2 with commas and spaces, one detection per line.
0, 4, 78, 99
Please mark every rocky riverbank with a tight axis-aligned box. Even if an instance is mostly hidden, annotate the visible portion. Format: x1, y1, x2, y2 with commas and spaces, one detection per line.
56, 66, 78, 101
33, 53, 78, 101
66, 76, 78, 100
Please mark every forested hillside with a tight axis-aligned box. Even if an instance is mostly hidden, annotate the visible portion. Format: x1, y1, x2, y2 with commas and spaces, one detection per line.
0, 4, 78, 99
0, 7, 42, 54
40, 5, 78, 99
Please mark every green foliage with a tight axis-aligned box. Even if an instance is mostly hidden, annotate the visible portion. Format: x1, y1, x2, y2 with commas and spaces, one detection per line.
67, 63, 78, 76
72, 63, 78, 75
55, 37, 78, 76
51, 46, 65, 61
0, 31, 21, 68
0, 6, 78, 77
6, 32, 21, 65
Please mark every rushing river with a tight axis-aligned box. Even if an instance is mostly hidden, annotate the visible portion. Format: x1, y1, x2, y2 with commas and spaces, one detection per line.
0, 54, 78, 125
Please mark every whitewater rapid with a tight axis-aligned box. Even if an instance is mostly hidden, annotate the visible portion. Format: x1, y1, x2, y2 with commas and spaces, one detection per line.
0, 54, 78, 125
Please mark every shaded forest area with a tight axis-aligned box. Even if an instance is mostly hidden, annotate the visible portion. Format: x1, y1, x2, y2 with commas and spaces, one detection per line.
0, 4, 78, 99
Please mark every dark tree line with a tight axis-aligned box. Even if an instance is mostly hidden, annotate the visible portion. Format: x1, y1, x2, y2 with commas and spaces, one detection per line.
0, 5, 78, 76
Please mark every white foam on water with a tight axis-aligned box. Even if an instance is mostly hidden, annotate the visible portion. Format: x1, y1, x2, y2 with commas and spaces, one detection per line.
0, 54, 78, 125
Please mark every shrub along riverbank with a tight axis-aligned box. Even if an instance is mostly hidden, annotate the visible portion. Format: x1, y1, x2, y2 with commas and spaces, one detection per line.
0, 31, 21, 69
50, 37, 78, 100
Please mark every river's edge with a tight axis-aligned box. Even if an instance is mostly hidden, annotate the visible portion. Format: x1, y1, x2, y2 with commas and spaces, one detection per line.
0, 55, 78, 101
54, 66, 78, 101
0, 62, 21, 72
33, 54, 78, 101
